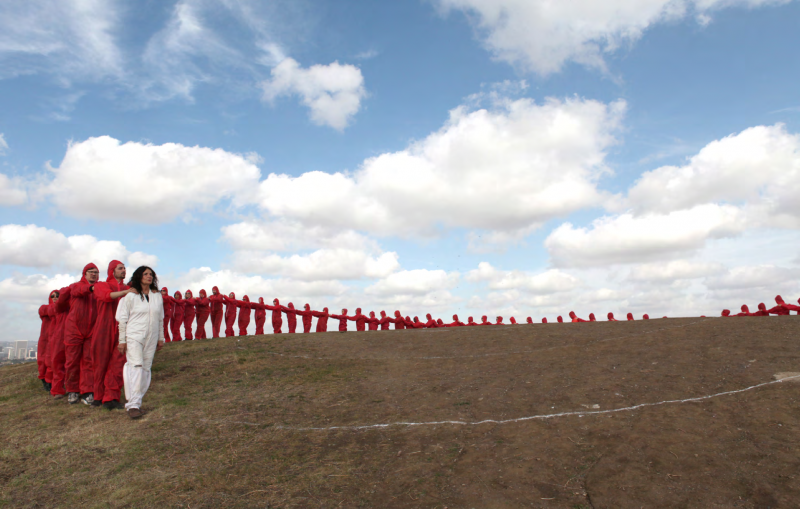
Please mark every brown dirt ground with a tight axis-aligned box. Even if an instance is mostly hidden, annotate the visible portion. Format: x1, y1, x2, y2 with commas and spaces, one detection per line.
1, 316, 799, 508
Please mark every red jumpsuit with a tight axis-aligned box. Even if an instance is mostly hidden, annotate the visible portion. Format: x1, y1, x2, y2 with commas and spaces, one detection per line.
780, 297, 800, 314
50, 287, 71, 396
331, 309, 351, 332
312, 307, 330, 332
495, 317, 504, 325
767, 296, 791, 316
266, 298, 283, 334
37, 295, 54, 382
721, 309, 731, 317
379, 311, 393, 330
209, 286, 224, 338
735, 305, 755, 317
423, 313, 438, 328
480, 316, 491, 325
447, 314, 465, 327
171, 292, 185, 340
282, 302, 298, 333
222, 293, 237, 337
90, 260, 129, 404
195, 290, 210, 339
754, 303, 769, 316
64, 263, 99, 395
643, 314, 650, 320
352, 308, 367, 331
626, 313, 634, 321
161, 287, 174, 342
589, 313, 597, 322
367, 312, 379, 331
467, 317, 478, 326
254, 297, 267, 335
393, 310, 405, 330
526, 317, 533, 324
557, 316, 564, 323
298, 303, 313, 333
607, 312, 618, 321
183, 291, 197, 340
237, 296, 253, 336
569, 311, 587, 323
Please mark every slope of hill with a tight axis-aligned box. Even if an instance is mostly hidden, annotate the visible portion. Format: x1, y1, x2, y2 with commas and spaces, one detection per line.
2, 317, 799, 508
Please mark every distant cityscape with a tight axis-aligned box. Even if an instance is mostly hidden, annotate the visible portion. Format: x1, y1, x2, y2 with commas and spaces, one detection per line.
0, 340, 37, 365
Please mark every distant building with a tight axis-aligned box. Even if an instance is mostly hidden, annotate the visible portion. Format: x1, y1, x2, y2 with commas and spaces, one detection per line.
27, 349, 37, 359
14, 340, 28, 361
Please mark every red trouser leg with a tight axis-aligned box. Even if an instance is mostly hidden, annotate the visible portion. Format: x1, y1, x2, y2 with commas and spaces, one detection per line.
65, 333, 93, 394
163, 316, 171, 342
196, 315, 208, 339
91, 334, 112, 403
171, 318, 182, 341
211, 311, 222, 338
37, 337, 49, 380
225, 316, 235, 337
103, 346, 125, 403
184, 315, 194, 340
255, 318, 265, 335
50, 334, 66, 395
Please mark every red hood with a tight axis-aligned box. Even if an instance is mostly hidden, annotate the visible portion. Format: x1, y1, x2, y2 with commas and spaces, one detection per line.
288, 302, 295, 309
185, 290, 193, 299
259, 297, 265, 304
526, 317, 533, 324
626, 313, 634, 320
107, 260, 123, 283
49, 289, 58, 304
758, 303, 767, 311
229, 292, 235, 299
481, 315, 488, 323
323, 307, 329, 313
437, 319, 444, 325
342, 308, 348, 315
722, 309, 730, 316
162, 286, 168, 294
304, 303, 310, 311
467, 317, 475, 323
174, 291, 183, 299
212, 286, 219, 294
569, 311, 576, 319
199, 289, 207, 298
607, 312, 615, 320
589, 313, 596, 321
557, 316, 563, 323
426, 313, 432, 320
274, 298, 280, 306
643, 314, 650, 319
776, 295, 785, 304
741, 305, 750, 312
369, 311, 376, 317
542, 318, 548, 323
80, 263, 98, 284
380, 310, 386, 317
356, 307, 362, 314
242, 295, 249, 302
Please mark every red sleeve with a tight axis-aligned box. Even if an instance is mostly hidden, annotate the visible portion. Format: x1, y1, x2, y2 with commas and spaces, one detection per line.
71, 282, 92, 297
93, 282, 114, 303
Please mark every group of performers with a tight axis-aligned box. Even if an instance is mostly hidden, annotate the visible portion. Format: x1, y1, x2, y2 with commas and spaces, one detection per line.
35, 258, 800, 411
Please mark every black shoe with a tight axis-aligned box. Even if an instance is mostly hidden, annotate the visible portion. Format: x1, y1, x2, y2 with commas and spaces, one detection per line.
91, 399, 103, 407
113, 400, 125, 409
45, 382, 52, 392
80, 393, 94, 406
41, 379, 48, 390
102, 400, 115, 410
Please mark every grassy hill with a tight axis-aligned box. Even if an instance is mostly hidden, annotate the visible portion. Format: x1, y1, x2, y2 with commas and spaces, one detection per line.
2, 317, 799, 508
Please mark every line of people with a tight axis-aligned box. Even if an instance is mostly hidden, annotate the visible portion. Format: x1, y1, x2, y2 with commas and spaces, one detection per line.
37, 264, 800, 410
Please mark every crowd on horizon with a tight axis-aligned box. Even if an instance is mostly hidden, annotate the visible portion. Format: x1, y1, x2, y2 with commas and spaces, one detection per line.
35, 260, 800, 412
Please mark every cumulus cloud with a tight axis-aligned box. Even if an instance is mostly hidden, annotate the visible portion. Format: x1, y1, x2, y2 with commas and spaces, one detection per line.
259, 96, 624, 238
42, 136, 261, 223
221, 220, 378, 253
627, 260, 726, 282
0, 0, 122, 83
0, 173, 27, 207
172, 267, 347, 300
546, 204, 747, 267
434, 0, 794, 74
466, 262, 581, 294
0, 223, 157, 271
262, 57, 366, 130
0, 133, 7, 154
704, 264, 800, 291
229, 249, 400, 281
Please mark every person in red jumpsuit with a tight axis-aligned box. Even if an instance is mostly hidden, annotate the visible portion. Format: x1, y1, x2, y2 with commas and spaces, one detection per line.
50, 286, 71, 399
557, 316, 564, 323
467, 316, 477, 326
64, 263, 100, 405
367, 311, 380, 331
330, 308, 351, 332
589, 313, 597, 322
262, 298, 282, 334
209, 286, 224, 338
183, 290, 197, 340
509, 317, 517, 324
237, 295, 253, 335
171, 291, 185, 340
351, 308, 367, 331
282, 302, 298, 333
379, 310, 393, 330
195, 290, 210, 339
480, 316, 491, 325
525, 317, 533, 324
37, 291, 57, 392
447, 314, 465, 327
735, 305, 755, 316
312, 307, 330, 332
161, 287, 174, 342
779, 296, 800, 314
253, 297, 267, 335
607, 312, 618, 321
626, 313, 634, 321
767, 296, 791, 316
542, 318, 548, 323
643, 314, 650, 320
423, 313, 438, 328
753, 303, 769, 316
409, 316, 425, 328
90, 260, 132, 408
569, 311, 587, 323
721, 309, 731, 317
437, 318, 445, 326
393, 310, 405, 330
222, 292, 237, 336
297, 303, 313, 333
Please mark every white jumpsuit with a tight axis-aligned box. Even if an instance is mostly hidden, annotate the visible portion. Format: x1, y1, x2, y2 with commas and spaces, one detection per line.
116, 291, 164, 410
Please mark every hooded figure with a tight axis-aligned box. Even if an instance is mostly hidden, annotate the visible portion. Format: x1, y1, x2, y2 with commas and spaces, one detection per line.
721, 309, 731, 317
209, 286, 224, 338
569, 311, 587, 323
589, 313, 597, 322
424, 313, 438, 328
495, 316, 504, 325
626, 313, 634, 321
50, 287, 71, 398
90, 260, 130, 407
754, 303, 769, 316
542, 318, 548, 323
367, 311, 380, 331
410, 316, 425, 329
767, 296, 791, 316
779, 296, 800, 314
311, 307, 330, 332
437, 318, 445, 327
222, 292, 237, 336
393, 310, 405, 330
467, 317, 477, 326
526, 317, 533, 324
161, 287, 174, 342
509, 317, 517, 324
253, 297, 267, 335
183, 290, 197, 340
171, 291, 185, 340
350, 308, 367, 331
607, 312, 618, 321
195, 290, 210, 339
643, 314, 650, 320
557, 316, 564, 323
64, 263, 100, 403
282, 302, 298, 333
480, 316, 491, 325
297, 303, 313, 333
237, 295, 253, 336
37, 292, 56, 388
331, 308, 351, 332
447, 314, 465, 327
379, 310, 393, 330
735, 305, 755, 317
262, 298, 282, 334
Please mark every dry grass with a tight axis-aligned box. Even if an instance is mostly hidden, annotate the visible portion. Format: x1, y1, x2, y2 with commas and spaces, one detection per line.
2, 317, 800, 508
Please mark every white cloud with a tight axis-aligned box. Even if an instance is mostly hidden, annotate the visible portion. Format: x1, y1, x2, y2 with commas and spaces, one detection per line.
434, 0, 794, 74
221, 220, 378, 253
0, 173, 27, 207
627, 260, 726, 282
0, 0, 122, 83
365, 269, 460, 299
704, 265, 800, 291
0, 133, 7, 154
229, 249, 400, 281
259, 96, 624, 238
0, 223, 158, 271
466, 262, 581, 294
262, 57, 367, 130
546, 204, 747, 267
43, 136, 261, 223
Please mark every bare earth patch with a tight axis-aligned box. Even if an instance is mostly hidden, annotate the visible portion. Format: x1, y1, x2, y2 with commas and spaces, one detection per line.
2, 317, 799, 508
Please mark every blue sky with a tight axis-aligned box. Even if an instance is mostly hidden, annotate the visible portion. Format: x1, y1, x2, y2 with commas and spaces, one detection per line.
2, 0, 800, 341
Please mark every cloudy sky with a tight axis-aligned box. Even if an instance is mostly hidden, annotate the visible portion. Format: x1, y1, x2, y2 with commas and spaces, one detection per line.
2, 0, 800, 341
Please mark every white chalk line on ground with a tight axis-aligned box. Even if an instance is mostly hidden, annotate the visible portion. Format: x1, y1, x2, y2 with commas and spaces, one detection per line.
252, 320, 705, 362
259, 375, 799, 432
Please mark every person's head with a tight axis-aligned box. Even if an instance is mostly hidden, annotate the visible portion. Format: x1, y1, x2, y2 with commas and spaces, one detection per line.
83, 263, 100, 284
243, 295, 249, 302
496, 316, 503, 323
356, 307, 362, 314
589, 313, 596, 321
526, 317, 533, 324
174, 290, 182, 299
199, 289, 207, 298
481, 315, 488, 323
542, 317, 548, 323
395, 310, 401, 317
607, 312, 615, 319
758, 303, 767, 311
626, 313, 634, 320
369, 311, 375, 318
741, 304, 749, 312
510, 317, 517, 324
323, 307, 329, 313
569, 311, 576, 319
212, 286, 219, 295
643, 314, 650, 320
341, 308, 348, 315
49, 290, 59, 304
426, 313, 432, 320
557, 316, 563, 323
161, 287, 168, 297
380, 310, 386, 317
304, 303, 310, 311
108, 260, 125, 282
259, 297, 265, 304
776, 295, 785, 304
128, 266, 159, 299
453, 314, 458, 321
185, 289, 193, 299
721, 309, 730, 317
288, 302, 294, 309
229, 292, 235, 299
274, 298, 280, 305
437, 318, 444, 325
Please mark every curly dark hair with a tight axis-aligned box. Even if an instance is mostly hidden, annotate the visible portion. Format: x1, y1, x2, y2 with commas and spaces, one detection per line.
127, 266, 159, 300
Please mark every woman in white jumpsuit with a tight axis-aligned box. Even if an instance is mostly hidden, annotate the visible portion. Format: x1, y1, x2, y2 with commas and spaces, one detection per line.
115, 266, 164, 419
